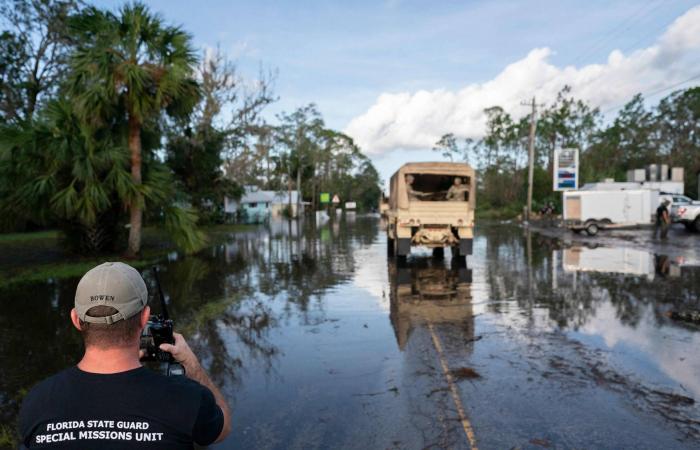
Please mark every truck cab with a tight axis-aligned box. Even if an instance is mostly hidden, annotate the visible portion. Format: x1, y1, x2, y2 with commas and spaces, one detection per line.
385, 162, 476, 259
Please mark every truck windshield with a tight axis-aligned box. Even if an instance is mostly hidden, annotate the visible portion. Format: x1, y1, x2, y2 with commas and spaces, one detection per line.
406, 174, 470, 202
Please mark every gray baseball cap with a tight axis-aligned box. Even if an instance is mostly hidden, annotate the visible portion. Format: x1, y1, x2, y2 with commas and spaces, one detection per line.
75, 262, 148, 324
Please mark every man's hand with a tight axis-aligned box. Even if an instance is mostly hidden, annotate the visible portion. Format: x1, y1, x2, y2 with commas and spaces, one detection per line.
159, 332, 200, 372
160, 332, 232, 443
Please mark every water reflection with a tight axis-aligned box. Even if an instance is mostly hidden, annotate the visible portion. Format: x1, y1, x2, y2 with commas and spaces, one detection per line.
480, 226, 700, 400
563, 246, 656, 279
388, 258, 473, 350
2, 219, 700, 448
0, 216, 380, 436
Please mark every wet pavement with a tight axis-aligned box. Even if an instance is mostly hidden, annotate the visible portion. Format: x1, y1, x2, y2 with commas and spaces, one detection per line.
2, 217, 700, 449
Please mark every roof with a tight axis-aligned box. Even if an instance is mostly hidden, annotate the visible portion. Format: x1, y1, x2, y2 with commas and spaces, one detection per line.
392, 162, 475, 178
239, 186, 299, 204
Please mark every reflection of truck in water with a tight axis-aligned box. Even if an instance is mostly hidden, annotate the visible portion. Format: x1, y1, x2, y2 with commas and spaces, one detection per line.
563, 189, 658, 236
388, 259, 473, 350
385, 162, 476, 258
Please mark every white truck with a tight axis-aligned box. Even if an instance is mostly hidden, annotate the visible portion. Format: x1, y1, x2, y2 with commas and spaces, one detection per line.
563, 189, 659, 236
671, 202, 700, 232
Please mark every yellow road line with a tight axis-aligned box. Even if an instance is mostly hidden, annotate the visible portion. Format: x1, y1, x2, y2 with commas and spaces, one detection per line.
428, 323, 478, 450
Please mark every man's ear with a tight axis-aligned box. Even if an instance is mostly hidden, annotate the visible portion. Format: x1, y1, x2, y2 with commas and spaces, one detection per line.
140, 306, 150, 329
70, 308, 82, 331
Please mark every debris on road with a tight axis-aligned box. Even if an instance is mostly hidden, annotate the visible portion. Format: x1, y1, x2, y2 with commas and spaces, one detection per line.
450, 367, 481, 380
667, 309, 700, 325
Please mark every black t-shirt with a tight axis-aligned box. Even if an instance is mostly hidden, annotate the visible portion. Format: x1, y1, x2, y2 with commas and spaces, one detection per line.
657, 204, 668, 222
19, 366, 223, 449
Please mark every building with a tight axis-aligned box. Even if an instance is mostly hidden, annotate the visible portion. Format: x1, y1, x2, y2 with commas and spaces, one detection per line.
224, 186, 303, 222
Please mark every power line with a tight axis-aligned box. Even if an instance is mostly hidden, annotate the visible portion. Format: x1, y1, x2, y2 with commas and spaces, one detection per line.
601, 72, 700, 115
620, 12, 678, 55
565, 0, 666, 68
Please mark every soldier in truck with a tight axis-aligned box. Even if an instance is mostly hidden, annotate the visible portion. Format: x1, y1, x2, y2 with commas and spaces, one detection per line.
446, 177, 469, 201
405, 174, 430, 201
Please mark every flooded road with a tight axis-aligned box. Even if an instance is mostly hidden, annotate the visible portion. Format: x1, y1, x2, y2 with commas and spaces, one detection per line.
2, 217, 700, 449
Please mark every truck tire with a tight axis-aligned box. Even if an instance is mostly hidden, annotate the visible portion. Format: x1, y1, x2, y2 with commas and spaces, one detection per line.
684, 222, 694, 232
585, 222, 599, 236
396, 238, 411, 258
455, 238, 473, 256
694, 217, 700, 233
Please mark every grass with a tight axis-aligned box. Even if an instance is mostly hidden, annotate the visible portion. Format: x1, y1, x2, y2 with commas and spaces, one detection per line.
0, 224, 259, 289
0, 423, 16, 449
0, 257, 162, 289
476, 206, 521, 220
0, 230, 59, 243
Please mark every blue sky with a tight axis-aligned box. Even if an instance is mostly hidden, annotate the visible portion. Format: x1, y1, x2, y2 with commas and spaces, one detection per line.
94, 0, 700, 183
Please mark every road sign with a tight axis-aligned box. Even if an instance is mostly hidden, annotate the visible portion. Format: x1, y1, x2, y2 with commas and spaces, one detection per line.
345, 202, 356, 210
320, 193, 330, 203
554, 148, 579, 191
332, 195, 340, 204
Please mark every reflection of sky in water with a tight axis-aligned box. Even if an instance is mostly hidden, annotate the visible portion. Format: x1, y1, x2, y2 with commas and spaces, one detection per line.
576, 301, 700, 398
475, 230, 700, 401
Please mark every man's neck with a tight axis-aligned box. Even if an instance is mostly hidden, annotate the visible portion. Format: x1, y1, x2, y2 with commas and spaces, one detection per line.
78, 345, 141, 374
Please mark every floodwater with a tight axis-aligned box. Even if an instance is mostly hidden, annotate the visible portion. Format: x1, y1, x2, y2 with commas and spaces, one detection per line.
2, 217, 700, 449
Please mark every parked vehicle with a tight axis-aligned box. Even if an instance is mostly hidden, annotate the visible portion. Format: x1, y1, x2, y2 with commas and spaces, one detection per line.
385, 162, 476, 259
671, 202, 700, 232
660, 192, 693, 207
563, 189, 659, 236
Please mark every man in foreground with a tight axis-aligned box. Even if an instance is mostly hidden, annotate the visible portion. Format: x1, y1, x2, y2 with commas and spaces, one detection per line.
19, 262, 232, 449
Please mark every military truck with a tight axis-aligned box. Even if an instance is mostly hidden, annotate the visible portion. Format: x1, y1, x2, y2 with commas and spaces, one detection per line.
385, 162, 476, 259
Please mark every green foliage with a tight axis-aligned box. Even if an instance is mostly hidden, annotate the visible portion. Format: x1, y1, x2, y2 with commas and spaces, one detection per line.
66, 2, 200, 128
166, 126, 242, 224
435, 85, 700, 218
162, 204, 207, 253
0, 0, 80, 122
258, 104, 382, 213
0, 97, 206, 253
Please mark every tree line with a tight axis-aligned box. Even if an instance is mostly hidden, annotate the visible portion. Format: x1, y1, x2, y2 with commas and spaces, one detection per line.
0, 0, 382, 256
434, 86, 700, 217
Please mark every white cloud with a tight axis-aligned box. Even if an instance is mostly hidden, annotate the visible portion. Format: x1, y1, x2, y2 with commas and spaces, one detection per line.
344, 6, 700, 155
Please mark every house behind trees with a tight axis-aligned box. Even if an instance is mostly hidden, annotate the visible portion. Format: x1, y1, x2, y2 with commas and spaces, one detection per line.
224, 186, 303, 222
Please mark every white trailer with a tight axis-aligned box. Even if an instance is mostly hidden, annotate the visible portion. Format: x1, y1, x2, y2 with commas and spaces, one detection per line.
563, 189, 659, 235
563, 247, 655, 279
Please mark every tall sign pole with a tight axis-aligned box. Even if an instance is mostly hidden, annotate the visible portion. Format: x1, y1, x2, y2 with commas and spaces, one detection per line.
523, 97, 539, 220
553, 148, 579, 191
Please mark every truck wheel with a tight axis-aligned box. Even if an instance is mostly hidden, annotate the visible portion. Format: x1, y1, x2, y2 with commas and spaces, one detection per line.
432, 247, 444, 259
396, 238, 411, 257
451, 252, 467, 268
585, 223, 599, 236
694, 217, 700, 233
387, 237, 395, 256
684, 222, 694, 232
455, 238, 473, 256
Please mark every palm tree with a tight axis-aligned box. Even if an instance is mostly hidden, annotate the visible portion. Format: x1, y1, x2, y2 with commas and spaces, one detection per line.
67, 2, 199, 256
0, 98, 205, 254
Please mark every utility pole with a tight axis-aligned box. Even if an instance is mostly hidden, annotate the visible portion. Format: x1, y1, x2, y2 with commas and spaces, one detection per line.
521, 97, 542, 221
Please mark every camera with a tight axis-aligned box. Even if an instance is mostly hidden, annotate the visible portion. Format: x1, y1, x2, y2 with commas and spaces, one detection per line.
139, 267, 185, 377
140, 315, 174, 362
